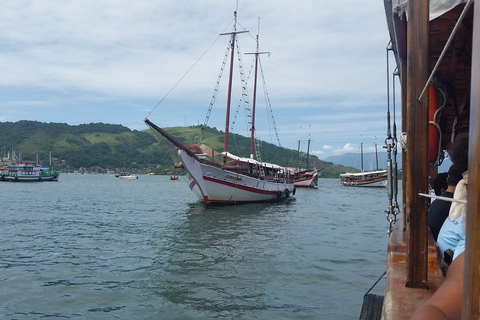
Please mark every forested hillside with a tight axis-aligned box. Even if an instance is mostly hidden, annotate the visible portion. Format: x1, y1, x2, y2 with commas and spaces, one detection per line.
0, 121, 356, 177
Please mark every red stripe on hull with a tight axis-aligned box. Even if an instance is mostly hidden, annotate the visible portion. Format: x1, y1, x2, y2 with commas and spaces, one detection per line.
203, 175, 279, 195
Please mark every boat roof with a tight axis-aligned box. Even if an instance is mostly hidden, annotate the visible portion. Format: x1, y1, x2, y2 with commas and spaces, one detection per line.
340, 170, 388, 177
392, 0, 467, 20
222, 151, 289, 170
386, 0, 472, 153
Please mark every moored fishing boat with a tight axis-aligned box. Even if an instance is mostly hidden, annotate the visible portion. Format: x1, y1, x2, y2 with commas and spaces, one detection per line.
367, 0, 480, 319
145, 9, 295, 205
0, 161, 60, 182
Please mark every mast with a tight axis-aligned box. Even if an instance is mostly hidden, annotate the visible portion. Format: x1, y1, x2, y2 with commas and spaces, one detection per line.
220, 10, 248, 163
249, 24, 260, 158
360, 137, 364, 173
246, 18, 269, 159
306, 136, 311, 169
295, 139, 301, 168
375, 137, 379, 171
223, 11, 237, 161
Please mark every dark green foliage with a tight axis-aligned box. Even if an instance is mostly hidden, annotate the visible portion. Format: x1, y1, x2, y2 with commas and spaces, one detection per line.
0, 121, 355, 176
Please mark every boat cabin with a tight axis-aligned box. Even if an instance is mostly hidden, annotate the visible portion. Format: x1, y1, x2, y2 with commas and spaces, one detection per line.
381, 0, 480, 318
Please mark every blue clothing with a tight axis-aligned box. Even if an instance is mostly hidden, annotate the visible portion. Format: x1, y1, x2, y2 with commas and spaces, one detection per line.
428, 191, 454, 241
436, 217, 464, 259
453, 238, 465, 260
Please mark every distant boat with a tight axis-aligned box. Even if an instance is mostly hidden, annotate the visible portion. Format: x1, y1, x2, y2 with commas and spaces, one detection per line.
170, 163, 181, 180
144, 10, 295, 204
0, 161, 60, 182
339, 139, 387, 187
116, 172, 138, 180
0, 151, 60, 182
292, 137, 322, 188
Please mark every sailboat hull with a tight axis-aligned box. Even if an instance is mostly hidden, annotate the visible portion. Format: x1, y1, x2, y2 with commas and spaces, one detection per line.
294, 170, 318, 188
340, 179, 388, 187
179, 150, 294, 204
339, 170, 388, 187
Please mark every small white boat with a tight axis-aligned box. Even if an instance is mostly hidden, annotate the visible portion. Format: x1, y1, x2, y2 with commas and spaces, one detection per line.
116, 173, 138, 180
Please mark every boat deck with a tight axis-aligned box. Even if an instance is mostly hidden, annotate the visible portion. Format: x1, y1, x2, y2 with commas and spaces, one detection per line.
382, 219, 445, 320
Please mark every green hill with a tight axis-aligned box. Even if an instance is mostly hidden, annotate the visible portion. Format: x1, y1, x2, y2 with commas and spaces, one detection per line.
0, 120, 356, 177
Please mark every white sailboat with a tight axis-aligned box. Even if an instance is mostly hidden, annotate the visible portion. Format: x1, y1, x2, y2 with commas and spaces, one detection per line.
145, 10, 295, 204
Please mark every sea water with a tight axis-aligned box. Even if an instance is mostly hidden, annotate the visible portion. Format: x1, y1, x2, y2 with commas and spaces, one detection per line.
0, 174, 393, 319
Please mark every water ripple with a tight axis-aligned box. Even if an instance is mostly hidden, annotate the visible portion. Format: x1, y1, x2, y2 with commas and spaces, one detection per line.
0, 175, 391, 319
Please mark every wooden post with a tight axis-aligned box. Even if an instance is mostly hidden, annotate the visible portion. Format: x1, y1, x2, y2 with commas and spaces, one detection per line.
463, 1, 480, 317
401, 57, 407, 231
405, 0, 429, 289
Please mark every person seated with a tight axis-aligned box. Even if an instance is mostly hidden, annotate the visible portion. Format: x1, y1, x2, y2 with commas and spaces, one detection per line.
436, 170, 467, 260
428, 166, 463, 242
411, 133, 469, 319
431, 171, 448, 196
436, 133, 469, 260
436, 215, 464, 260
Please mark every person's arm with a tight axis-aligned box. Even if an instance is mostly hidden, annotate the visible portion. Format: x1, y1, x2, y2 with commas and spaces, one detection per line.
410, 252, 464, 319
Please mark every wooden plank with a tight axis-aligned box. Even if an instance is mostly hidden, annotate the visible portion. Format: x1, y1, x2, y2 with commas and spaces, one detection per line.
401, 55, 407, 231
405, 0, 429, 289
463, 1, 480, 317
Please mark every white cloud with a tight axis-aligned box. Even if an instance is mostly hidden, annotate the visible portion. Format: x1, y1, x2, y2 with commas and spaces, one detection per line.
0, 0, 394, 159
332, 143, 358, 155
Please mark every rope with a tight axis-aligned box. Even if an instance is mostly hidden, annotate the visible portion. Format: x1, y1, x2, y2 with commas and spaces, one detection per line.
145, 20, 235, 119
259, 58, 282, 149
364, 271, 386, 297
429, 85, 447, 166
385, 42, 400, 235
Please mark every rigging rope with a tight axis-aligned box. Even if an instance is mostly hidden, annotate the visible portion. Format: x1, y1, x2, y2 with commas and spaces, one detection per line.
231, 51, 255, 157
259, 59, 282, 149
385, 42, 401, 235
230, 37, 252, 133
145, 20, 236, 119
203, 45, 230, 129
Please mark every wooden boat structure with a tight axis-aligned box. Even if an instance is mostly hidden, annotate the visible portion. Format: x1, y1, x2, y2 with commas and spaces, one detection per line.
340, 139, 387, 187
292, 137, 322, 188
145, 10, 295, 205
367, 0, 480, 318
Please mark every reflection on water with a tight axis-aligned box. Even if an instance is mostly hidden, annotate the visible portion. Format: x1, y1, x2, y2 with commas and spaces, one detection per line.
0, 175, 390, 319
159, 202, 288, 318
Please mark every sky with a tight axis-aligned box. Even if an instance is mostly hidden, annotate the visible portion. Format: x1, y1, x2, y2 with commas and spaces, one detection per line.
0, 0, 399, 160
